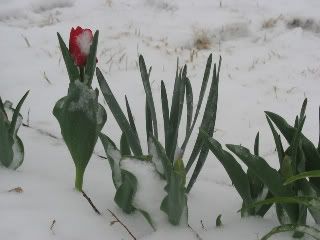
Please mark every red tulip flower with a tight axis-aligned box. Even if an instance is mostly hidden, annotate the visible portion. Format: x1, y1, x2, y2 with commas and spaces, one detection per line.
69, 26, 94, 67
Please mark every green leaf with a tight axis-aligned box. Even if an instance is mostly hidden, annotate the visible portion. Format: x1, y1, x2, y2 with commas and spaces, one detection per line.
266, 111, 320, 187
9, 90, 29, 136
261, 224, 320, 240
181, 54, 212, 153
145, 99, 153, 149
161, 81, 170, 154
139, 55, 158, 139
114, 170, 137, 213
99, 133, 123, 188
96, 68, 142, 156
185, 77, 193, 136
299, 98, 307, 124
202, 134, 253, 212
53, 81, 106, 191
226, 144, 299, 223
318, 106, 320, 152
149, 136, 172, 180
0, 107, 13, 168
216, 214, 222, 227
120, 132, 131, 156
186, 59, 221, 191
242, 196, 320, 213
57, 32, 79, 82
84, 31, 99, 86
254, 132, 259, 156
284, 170, 320, 185
161, 159, 188, 226
266, 116, 284, 166
186, 60, 221, 173
137, 208, 156, 231
125, 96, 138, 136
167, 66, 186, 160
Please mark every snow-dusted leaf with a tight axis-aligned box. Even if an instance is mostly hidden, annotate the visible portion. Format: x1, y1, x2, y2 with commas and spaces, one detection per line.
53, 80, 106, 190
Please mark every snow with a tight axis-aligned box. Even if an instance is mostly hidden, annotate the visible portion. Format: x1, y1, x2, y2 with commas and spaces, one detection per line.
77, 29, 93, 55
1, 0, 320, 239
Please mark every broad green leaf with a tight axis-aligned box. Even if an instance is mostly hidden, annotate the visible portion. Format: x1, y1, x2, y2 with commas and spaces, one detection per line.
284, 170, 320, 185
161, 159, 188, 226
139, 55, 158, 139
114, 170, 137, 213
181, 54, 212, 153
226, 144, 299, 223
261, 224, 320, 240
266, 111, 320, 187
53, 81, 106, 190
96, 68, 142, 155
0, 108, 13, 167
57, 32, 79, 82
85, 31, 99, 86
202, 134, 253, 211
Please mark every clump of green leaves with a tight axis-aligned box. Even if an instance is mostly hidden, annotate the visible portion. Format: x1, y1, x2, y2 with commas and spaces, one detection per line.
54, 31, 107, 191
204, 99, 320, 239
0, 91, 29, 170
96, 54, 221, 226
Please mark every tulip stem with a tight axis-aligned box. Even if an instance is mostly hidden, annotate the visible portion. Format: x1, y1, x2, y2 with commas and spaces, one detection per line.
79, 67, 84, 82
75, 167, 85, 191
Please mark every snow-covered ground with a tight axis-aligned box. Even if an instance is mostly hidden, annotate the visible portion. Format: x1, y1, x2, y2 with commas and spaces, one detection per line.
1, 0, 320, 239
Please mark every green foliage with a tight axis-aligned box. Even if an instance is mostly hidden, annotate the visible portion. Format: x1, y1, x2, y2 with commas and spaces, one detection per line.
55, 30, 106, 191
0, 91, 29, 170
204, 99, 320, 238
99, 133, 155, 230
53, 81, 107, 191
261, 224, 320, 240
96, 54, 221, 226
216, 214, 222, 227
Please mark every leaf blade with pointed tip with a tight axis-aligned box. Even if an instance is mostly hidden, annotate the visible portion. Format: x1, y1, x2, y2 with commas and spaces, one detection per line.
57, 32, 79, 82
139, 55, 158, 139
96, 68, 142, 156
85, 31, 99, 86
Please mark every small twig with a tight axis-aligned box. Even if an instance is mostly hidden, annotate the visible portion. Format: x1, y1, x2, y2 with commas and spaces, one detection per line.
107, 208, 137, 240
81, 190, 101, 215
8, 187, 23, 193
43, 71, 52, 84
188, 224, 203, 240
21, 34, 31, 47
26, 108, 30, 127
50, 219, 56, 234
200, 220, 207, 231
